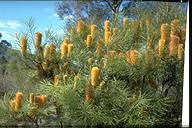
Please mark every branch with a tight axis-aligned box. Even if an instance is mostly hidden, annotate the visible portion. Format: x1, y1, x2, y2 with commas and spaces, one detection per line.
103, 0, 116, 13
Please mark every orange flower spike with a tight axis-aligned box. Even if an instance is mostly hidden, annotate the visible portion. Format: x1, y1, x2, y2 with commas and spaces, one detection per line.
77, 20, 84, 33
91, 24, 97, 38
104, 31, 111, 46
169, 35, 180, 56
171, 19, 180, 36
126, 51, 132, 64
20, 36, 27, 56
130, 50, 139, 64
35, 96, 42, 107
158, 39, 166, 57
40, 95, 47, 106
86, 35, 92, 48
85, 85, 93, 102
104, 20, 110, 32
91, 67, 100, 87
60, 43, 68, 60
15, 92, 23, 110
160, 23, 169, 41
35, 32, 42, 50
178, 44, 184, 60
9, 100, 16, 111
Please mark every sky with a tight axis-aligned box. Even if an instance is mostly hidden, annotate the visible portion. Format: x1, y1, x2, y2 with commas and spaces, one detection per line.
0, 1, 69, 48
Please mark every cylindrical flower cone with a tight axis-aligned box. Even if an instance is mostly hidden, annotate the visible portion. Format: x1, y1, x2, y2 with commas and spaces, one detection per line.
130, 50, 139, 64
44, 45, 50, 59
63, 37, 69, 45
158, 39, 166, 57
160, 23, 169, 41
104, 20, 110, 32
91, 24, 97, 38
15, 92, 23, 110
88, 57, 93, 65
77, 20, 84, 33
126, 51, 132, 64
112, 28, 118, 36
104, 31, 111, 46
49, 44, 56, 59
123, 17, 128, 29
178, 44, 183, 60
86, 35, 92, 48
35, 96, 42, 107
60, 43, 68, 60
35, 32, 42, 50
169, 35, 180, 56
29, 93, 34, 104
9, 100, 16, 111
85, 85, 93, 102
67, 44, 73, 56
91, 67, 100, 87
20, 36, 27, 56
171, 19, 179, 36
54, 75, 60, 86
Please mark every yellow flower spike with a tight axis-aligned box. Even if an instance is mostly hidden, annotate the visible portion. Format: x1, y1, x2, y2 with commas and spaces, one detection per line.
171, 19, 180, 36
85, 85, 93, 102
41, 62, 49, 71
88, 57, 93, 65
178, 44, 183, 60
104, 31, 111, 46
43, 45, 50, 59
20, 35, 27, 56
158, 39, 166, 57
35, 32, 42, 50
169, 35, 180, 56
63, 37, 69, 45
160, 23, 169, 41
130, 50, 139, 64
54, 75, 60, 86
9, 100, 16, 111
86, 35, 92, 48
60, 43, 68, 60
15, 92, 23, 111
112, 28, 118, 36
77, 20, 84, 33
67, 44, 73, 57
91, 67, 100, 87
49, 44, 56, 60
123, 17, 128, 29
104, 20, 110, 32
107, 50, 116, 58
91, 24, 97, 38
29, 93, 34, 105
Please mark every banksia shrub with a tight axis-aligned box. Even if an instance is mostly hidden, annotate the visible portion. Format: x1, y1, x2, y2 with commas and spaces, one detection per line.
86, 35, 92, 48
77, 20, 84, 33
91, 24, 97, 38
160, 23, 169, 41
35, 32, 42, 50
91, 67, 100, 87
15, 92, 23, 111
158, 39, 166, 57
20, 35, 27, 56
169, 35, 180, 56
